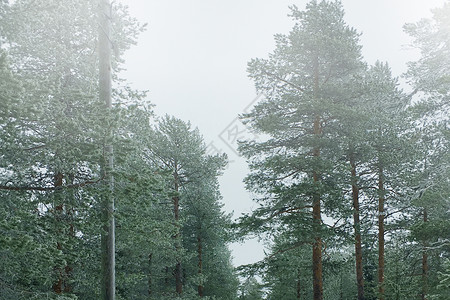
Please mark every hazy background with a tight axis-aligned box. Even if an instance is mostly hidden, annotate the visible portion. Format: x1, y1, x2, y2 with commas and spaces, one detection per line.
119, 0, 446, 267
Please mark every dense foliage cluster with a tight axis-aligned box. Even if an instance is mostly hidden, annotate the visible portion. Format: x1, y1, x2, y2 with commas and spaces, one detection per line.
237, 1, 449, 300
0, 0, 237, 299
0, 0, 449, 300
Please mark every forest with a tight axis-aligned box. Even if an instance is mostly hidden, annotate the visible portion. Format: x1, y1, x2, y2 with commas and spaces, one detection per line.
0, 0, 449, 299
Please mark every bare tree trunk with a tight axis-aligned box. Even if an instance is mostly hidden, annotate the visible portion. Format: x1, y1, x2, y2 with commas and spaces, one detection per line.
197, 236, 204, 297
63, 174, 75, 294
52, 172, 64, 294
63, 214, 74, 293
378, 165, 385, 300
296, 268, 301, 299
173, 169, 183, 295
174, 194, 183, 295
421, 208, 428, 300
52, 172, 75, 294
350, 157, 365, 300
99, 1, 115, 299
165, 266, 169, 286
311, 54, 323, 300
312, 116, 323, 300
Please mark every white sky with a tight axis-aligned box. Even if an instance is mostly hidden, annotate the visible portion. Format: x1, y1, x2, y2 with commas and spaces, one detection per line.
119, 0, 446, 267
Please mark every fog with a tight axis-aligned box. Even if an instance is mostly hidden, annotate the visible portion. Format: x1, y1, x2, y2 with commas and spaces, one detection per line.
120, 0, 446, 267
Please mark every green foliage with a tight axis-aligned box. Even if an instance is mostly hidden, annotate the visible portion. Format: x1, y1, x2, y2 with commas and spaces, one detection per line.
237, 1, 449, 300
143, 116, 238, 298
1, 0, 449, 299
431, 259, 450, 300
239, 277, 264, 300
238, 1, 367, 297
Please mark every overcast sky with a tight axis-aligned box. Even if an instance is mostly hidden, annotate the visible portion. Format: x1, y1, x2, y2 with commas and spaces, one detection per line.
119, 0, 446, 267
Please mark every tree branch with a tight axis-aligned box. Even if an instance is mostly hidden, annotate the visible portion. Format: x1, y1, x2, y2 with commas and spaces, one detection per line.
269, 205, 313, 220
262, 70, 306, 92
267, 241, 310, 260
0, 176, 104, 191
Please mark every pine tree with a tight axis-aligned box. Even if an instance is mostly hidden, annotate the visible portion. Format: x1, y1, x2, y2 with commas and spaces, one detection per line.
404, 3, 450, 299
0, 0, 145, 298
239, 1, 364, 299
146, 115, 238, 298
181, 156, 238, 298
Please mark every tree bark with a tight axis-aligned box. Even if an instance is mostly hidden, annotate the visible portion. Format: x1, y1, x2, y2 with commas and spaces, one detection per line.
173, 168, 183, 295
52, 172, 74, 294
350, 157, 365, 300
165, 266, 169, 286
197, 235, 204, 297
312, 55, 323, 300
63, 174, 75, 294
421, 208, 428, 300
52, 172, 64, 294
174, 202, 182, 295
312, 116, 323, 300
378, 165, 385, 300
99, 0, 115, 299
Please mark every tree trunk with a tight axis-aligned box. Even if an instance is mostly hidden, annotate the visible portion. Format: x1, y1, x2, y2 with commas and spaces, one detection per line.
296, 268, 301, 299
421, 208, 428, 300
174, 195, 182, 295
312, 54, 323, 300
99, 0, 115, 299
312, 116, 323, 300
63, 265, 73, 293
394, 245, 400, 300
63, 174, 75, 294
165, 266, 169, 286
52, 172, 64, 294
378, 165, 385, 300
52, 172, 74, 294
173, 169, 183, 295
175, 263, 182, 294
197, 236, 204, 297
351, 157, 365, 300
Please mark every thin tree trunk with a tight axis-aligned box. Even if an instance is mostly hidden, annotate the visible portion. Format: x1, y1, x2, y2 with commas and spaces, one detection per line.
174, 195, 183, 295
421, 151, 429, 300
63, 216, 74, 293
173, 169, 183, 295
312, 115, 323, 300
395, 244, 400, 300
63, 265, 72, 293
296, 268, 301, 299
175, 265, 182, 294
52, 172, 64, 294
197, 236, 204, 297
421, 208, 428, 300
99, 0, 115, 299
312, 54, 323, 300
165, 266, 169, 286
63, 174, 75, 294
378, 165, 385, 300
350, 156, 365, 300
52, 172, 74, 294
